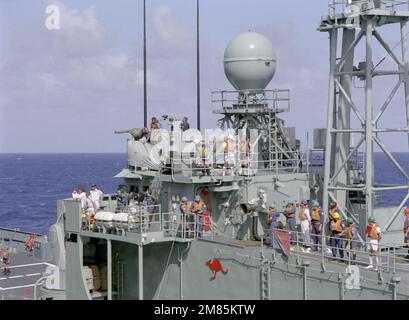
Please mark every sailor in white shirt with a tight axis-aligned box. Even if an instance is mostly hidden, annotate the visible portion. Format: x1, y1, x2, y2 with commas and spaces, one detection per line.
77, 187, 88, 210
90, 184, 103, 210
299, 199, 312, 252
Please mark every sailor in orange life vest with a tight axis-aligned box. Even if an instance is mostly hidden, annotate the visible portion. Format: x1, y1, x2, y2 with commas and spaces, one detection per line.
344, 218, 359, 264
365, 216, 382, 271
299, 200, 311, 252
310, 200, 324, 251
329, 212, 344, 260
327, 202, 341, 251
403, 207, 409, 259
190, 195, 207, 237
283, 199, 297, 247
179, 196, 191, 237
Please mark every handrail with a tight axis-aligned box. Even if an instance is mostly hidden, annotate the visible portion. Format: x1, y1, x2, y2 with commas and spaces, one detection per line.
267, 226, 409, 274
328, 0, 409, 17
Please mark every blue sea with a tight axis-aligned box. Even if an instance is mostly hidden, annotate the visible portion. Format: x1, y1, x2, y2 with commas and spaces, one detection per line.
0, 154, 126, 234
0, 153, 408, 235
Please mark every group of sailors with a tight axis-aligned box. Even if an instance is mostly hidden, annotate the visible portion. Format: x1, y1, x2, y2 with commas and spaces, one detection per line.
141, 116, 191, 143
268, 199, 388, 271
115, 186, 156, 215
72, 184, 158, 230
195, 135, 252, 177
72, 184, 104, 228
179, 195, 211, 238
139, 116, 256, 177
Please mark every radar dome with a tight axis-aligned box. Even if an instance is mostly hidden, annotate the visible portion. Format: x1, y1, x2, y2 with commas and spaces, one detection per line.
224, 32, 277, 91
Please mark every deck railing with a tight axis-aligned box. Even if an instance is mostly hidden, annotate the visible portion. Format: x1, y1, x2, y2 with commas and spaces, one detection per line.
328, 0, 409, 16
268, 225, 409, 275
87, 204, 215, 242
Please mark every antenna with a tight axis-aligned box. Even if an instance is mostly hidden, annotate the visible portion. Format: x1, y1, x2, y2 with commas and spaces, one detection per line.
196, 0, 201, 130
143, 0, 148, 128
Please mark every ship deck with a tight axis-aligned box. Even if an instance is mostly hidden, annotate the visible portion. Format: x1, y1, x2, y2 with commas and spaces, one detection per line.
0, 251, 50, 300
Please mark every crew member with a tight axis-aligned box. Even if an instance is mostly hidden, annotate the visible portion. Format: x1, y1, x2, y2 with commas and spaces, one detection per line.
284, 199, 297, 246
310, 200, 323, 251
365, 216, 382, 271
299, 200, 311, 252
239, 137, 251, 169
2, 247, 10, 275
180, 117, 190, 131
329, 212, 344, 260
404, 208, 409, 259
223, 135, 235, 176
191, 195, 207, 237
267, 204, 285, 247
150, 117, 162, 130
90, 183, 103, 210
179, 196, 191, 237
345, 218, 359, 264
198, 142, 210, 176
327, 202, 340, 250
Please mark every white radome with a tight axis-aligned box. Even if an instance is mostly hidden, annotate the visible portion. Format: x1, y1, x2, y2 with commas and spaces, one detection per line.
224, 32, 277, 91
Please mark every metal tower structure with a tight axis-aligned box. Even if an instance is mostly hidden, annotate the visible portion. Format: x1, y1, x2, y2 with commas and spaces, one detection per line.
320, 0, 409, 238
212, 90, 299, 170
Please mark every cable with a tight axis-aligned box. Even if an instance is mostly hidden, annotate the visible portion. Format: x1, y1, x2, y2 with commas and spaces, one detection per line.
372, 30, 409, 73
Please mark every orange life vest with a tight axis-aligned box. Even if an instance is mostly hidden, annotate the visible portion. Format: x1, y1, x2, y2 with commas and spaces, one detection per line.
331, 219, 343, 233
367, 224, 380, 240
311, 208, 321, 222
345, 225, 354, 240
191, 201, 205, 213
2, 248, 9, 259
181, 203, 189, 214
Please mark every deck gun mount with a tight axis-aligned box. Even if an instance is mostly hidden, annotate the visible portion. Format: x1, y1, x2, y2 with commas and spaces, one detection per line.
114, 128, 144, 141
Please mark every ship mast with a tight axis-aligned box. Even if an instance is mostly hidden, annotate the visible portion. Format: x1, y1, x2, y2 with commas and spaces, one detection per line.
143, 0, 148, 128
196, 0, 201, 130
320, 0, 409, 239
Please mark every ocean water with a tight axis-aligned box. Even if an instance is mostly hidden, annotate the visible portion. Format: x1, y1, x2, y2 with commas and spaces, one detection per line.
0, 153, 408, 235
0, 154, 126, 234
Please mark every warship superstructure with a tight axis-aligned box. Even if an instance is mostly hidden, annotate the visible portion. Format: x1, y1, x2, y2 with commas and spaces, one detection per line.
3, 0, 409, 300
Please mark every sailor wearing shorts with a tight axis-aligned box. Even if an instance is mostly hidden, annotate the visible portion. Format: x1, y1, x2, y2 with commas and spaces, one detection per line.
365, 216, 382, 271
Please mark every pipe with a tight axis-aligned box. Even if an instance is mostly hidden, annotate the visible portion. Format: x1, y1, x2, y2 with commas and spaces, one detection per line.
196, 0, 201, 130
143, 0, 148, 128
252, 216, 261, 242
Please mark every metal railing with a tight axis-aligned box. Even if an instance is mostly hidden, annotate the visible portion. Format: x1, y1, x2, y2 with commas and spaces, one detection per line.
268, 225, 409, 274
328, 0, 409, 16
211, 89, 290, 113
89, 204, 216, 242
170, 150, 301, 178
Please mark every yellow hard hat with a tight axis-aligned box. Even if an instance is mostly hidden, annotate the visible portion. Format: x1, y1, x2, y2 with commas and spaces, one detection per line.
332, 212, 340, 219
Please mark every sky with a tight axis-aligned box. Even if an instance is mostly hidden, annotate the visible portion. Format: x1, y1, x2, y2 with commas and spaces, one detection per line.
0, 0, 408, 153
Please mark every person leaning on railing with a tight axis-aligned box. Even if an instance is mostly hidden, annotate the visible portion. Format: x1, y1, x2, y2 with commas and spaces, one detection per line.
329, 212, 344, 260
190, 195, 207, 237
179, 196, 191, 238
344, 218, 359, 264
283, 199, 297, 248
310, 200, 323, 252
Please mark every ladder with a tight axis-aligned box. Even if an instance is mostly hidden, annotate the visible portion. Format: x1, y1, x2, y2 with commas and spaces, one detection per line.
260, 260, 270, 300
